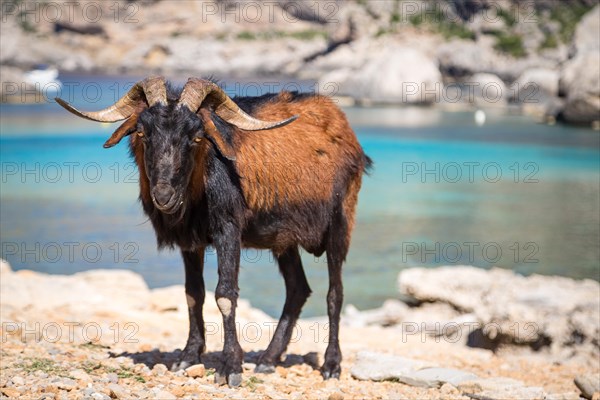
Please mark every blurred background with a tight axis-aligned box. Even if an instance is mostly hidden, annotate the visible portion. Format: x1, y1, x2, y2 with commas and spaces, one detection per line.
1, 0, 599, 317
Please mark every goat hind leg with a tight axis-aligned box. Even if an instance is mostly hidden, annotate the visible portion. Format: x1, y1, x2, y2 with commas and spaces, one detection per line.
321, 211, 350, 380
255, 247, 311, 373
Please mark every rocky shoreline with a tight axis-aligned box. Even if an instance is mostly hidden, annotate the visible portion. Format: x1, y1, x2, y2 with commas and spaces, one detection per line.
1, 1, 599, 127
1, 260, 598, 399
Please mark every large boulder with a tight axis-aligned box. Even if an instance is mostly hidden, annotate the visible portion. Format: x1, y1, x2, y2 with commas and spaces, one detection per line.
559, 6, 600, 124
469, 72, 508, 107
514, 68, 563, 118
320, 44, 443, 104
398, 266, 600, 360
560, 52, 600, 124
515, 68, 560, 97
571, 5, 600, 55
437, 38, 557, 82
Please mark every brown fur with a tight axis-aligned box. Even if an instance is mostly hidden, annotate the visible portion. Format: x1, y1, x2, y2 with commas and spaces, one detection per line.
233, 93, 365, 212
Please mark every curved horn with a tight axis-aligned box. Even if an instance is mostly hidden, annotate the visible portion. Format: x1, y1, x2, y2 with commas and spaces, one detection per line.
55, 76, 167, 122
178, 78, 298, 131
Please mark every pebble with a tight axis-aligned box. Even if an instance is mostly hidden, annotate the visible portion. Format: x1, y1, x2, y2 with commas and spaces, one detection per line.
69, 369, 92, 382
106, 373, 119, 384
11, 376, 25, 385
108, 383, 126, 399
34, 371, 49, 378
276, 366, 288, 378
139, 343, 153, 352
242, 363, 256, 370
185, 364, 206, 378
1, 388, 20, 398
328, 392, 344, 400
440, 383, 460, 395
83, 387, 96, 396
575, 374, 600, 400
152, 364, 169, 376
133, 364, 151, 375
170, 386, 185, 397
154, 390, 177, 399
56, 378, 77, 391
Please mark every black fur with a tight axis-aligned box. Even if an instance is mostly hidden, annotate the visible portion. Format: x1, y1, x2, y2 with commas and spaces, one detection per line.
126, 87, 369, 386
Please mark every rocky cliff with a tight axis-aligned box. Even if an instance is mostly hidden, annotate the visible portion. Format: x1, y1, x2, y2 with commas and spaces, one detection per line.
1, 0, 598, 125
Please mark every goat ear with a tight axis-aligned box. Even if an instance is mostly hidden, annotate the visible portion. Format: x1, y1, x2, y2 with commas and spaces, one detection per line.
103, 115, 138, 148
198, 109, 236, 161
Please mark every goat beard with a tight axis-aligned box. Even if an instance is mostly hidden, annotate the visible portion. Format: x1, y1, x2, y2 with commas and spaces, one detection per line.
155, 199, 188, 227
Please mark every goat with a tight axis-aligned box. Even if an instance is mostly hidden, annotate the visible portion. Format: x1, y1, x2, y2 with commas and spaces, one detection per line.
56, 76, 372, 387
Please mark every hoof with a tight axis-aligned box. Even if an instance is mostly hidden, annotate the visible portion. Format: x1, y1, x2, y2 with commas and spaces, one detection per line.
214, 372, 242, 387
320, 362, 341, 380
254, 363, 276, 374
170, 360, 192, 372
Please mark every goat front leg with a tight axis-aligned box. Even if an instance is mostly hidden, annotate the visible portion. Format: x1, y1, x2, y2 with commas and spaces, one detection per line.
172, 248, 206, 371
213, 229, 243, 387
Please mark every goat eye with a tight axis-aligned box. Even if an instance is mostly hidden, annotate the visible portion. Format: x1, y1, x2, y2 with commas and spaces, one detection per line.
194, 137, 202, 143
137, 131, 144, 138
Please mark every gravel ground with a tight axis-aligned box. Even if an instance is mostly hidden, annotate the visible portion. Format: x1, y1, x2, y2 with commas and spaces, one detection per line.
0, 263, 596, 399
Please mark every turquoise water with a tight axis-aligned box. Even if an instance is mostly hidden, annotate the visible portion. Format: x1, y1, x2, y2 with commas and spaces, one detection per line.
1, 76, 599, 317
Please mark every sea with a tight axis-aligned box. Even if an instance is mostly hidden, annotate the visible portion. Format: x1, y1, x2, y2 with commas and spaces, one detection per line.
1, 74, 598, 317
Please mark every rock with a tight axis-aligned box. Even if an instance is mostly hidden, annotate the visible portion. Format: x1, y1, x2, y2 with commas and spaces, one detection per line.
571, 5, 600, 55
1, 268, 151, 315
329, 44, 443, 104
440, 383, 460, 395
56, 378, 77, 391
10, 376, 25, 385
459, 378, 545, 400
152, 364, 168, 376
515, 68, 560, 97
328, 392, 344, 400
106, 373, 119, 384
342, 299, 409, 328
242, 363, 256, 371
560, 51, 600, 124
398, 266, 600, 358
559, 6, 600, 125
0, 66, 43, 104
185, 364, 206, 378
69, 369, 92, 382
401, 368, 479, 388
1, 388, 21, 398
348, 351, 480, 388
469, 73, 509, 107
514, 68, 563, 118
350, 351, 433, 381
437, 38, 556, 82
546, 393, 585, 400
154, 390, 176, 400
575, 374, 600, 400
108, 383, 127, 399
150, 286, 185, 313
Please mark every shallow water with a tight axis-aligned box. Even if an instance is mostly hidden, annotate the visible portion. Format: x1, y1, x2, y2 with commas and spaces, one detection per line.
1, 76, 599, 317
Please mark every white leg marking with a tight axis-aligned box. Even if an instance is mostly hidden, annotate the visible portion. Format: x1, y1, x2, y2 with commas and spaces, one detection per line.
216, 298, 232, 317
